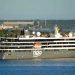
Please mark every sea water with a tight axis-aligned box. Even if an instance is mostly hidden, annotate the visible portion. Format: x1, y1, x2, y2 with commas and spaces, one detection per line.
0, 59, 75, 75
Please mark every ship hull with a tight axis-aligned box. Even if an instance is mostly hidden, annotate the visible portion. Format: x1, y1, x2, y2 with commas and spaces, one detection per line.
1, 50, 75, 59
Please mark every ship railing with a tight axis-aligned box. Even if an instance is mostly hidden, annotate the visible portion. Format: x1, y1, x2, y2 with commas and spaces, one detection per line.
1, 39, 75, 43
0, 44, 75, 47
0, 47, 75, 51
1, 36, 75, 39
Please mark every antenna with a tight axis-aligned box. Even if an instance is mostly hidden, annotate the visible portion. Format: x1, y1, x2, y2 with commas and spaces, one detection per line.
45, 20, 46, 28
38, 20, 40, 26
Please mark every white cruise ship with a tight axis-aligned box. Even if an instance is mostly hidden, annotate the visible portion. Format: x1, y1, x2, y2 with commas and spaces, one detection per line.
0, 25, 75, 59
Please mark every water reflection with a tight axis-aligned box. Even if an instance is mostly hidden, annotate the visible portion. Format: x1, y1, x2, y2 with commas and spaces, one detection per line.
0, 59, 75, 66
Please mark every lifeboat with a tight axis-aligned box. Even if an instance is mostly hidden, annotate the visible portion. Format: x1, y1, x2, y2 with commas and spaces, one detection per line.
33, 42, 42, 48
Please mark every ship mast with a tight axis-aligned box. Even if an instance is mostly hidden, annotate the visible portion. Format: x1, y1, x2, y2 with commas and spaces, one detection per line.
45, 20, 47, 28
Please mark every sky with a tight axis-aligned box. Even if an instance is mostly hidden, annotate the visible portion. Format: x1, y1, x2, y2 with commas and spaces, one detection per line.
0, 0, 75, 20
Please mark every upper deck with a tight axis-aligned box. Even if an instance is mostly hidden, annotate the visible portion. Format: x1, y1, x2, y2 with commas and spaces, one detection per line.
0, 25, 75, 51
0, 36, 75, 51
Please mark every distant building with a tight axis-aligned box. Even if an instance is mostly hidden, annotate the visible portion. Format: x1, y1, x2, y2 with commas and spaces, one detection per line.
3, 21, 33, 25
0, 21, 34, 30
0, 24, 13, 30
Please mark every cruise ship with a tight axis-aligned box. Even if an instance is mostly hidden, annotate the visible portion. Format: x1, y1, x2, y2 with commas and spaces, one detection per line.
0, 25, 75, 59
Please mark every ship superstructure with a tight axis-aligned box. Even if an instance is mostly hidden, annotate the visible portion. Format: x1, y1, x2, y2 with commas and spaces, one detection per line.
0, 25, 75, 59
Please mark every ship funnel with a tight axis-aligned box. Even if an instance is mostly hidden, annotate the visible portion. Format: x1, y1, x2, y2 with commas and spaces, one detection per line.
54, 25, 62, 38
54, 25, 59, 34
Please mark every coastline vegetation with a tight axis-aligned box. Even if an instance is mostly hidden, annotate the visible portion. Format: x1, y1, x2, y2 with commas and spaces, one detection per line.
0, 29, 21, 37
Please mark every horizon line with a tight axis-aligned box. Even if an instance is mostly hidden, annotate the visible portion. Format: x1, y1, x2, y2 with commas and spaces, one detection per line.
0, 19, 75, 21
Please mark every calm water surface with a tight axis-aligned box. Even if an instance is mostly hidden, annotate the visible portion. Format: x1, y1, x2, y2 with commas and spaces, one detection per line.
0, 59, 75, 75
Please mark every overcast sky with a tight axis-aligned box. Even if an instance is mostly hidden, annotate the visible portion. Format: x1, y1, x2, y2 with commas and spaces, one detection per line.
0, 0, 75, 20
